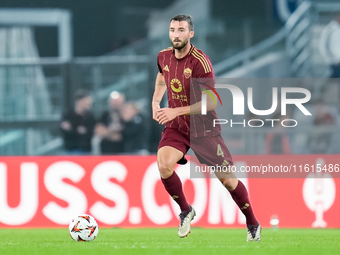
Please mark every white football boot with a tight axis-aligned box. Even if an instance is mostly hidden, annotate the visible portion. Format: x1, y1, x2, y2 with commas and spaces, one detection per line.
178, 205, 196, 238
247, 222, 262, 241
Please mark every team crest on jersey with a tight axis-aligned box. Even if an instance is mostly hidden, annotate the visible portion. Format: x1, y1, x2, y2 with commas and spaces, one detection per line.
163, 65, 169, 72
170, 78, 182, 93
184, 67, 192, 79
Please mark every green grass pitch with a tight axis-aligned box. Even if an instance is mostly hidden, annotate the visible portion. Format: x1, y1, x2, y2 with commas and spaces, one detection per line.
0, 228, 339, 255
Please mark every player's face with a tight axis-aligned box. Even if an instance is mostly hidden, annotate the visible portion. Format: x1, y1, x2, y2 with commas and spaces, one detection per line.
169, 20, 194, 50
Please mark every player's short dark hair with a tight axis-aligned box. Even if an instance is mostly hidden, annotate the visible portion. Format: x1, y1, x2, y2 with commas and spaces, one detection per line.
74, 89, 91, 101
170, 15, 194, 31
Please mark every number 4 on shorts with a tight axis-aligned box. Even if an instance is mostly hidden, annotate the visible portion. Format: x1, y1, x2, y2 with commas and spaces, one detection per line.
217, 144, 224, 157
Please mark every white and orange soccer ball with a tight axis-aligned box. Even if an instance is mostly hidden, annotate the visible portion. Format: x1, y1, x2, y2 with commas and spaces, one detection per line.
68, 214, 99, 242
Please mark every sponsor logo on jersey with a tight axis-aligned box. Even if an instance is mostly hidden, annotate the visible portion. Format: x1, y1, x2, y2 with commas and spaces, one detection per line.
184, 67, 192, 79
171, 78, 182, 93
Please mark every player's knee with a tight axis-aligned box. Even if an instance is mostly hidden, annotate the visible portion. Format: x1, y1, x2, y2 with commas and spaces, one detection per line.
219, 178, 237, 191
157, 159, 175, 178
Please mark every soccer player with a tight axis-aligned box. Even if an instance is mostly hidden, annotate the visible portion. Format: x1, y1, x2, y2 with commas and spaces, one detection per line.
152, 15, 261, 241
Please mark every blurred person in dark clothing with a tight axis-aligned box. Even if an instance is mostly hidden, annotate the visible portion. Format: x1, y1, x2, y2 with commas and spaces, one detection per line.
265, 114, 291, 155
60, 89, 96, 155
121, 102, 145, 153
308, 99, 335, 153
313, 100, 335, 126
95, 91, 125, 154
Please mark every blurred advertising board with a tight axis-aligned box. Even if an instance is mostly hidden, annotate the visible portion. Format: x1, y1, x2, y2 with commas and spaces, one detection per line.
0, 155, 339, 228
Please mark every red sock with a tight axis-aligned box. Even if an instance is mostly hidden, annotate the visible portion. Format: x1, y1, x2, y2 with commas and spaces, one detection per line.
161, 171, 190, 212
229, 180, 258, 226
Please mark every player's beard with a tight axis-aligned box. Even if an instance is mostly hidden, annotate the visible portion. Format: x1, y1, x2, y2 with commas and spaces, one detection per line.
171, 38, 189, 50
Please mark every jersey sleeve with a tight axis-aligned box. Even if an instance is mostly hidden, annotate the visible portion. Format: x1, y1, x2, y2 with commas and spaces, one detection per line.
194, 53, 216, 90
195, 56, 215, 79
157, 54, 163, 73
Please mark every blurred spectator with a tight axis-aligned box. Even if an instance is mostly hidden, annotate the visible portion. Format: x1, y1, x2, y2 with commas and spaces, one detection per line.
319, 14, 340, 78
313, 100, 335, 126
265, 114, 291, 154
121, 102, 145, 153
95, 91, 125, 154
307, 99, 335, 153
60, 89, 96, 155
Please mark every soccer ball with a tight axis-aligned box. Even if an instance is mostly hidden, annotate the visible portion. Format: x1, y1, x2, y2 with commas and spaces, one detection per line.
68, 214, 99, 242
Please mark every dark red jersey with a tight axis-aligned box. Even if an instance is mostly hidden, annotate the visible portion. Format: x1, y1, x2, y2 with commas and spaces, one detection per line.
157, 45, 221, 137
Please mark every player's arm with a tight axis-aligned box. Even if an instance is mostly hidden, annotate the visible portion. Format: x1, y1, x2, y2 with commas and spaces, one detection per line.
157, 91, 216, 125
177, 90, 216, 115
152, 72, 167, 121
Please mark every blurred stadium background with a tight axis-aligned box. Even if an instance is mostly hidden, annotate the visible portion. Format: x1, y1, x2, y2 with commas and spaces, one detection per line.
0, 0, 339, 232
0, 0, 339, 156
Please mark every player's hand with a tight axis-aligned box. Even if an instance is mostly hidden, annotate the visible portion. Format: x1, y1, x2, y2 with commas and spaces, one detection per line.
152, 102, 160, 121
157, 108, 178, 125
